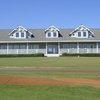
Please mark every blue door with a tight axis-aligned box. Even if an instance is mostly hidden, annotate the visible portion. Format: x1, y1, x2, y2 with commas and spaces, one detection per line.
47, 43, 58, 54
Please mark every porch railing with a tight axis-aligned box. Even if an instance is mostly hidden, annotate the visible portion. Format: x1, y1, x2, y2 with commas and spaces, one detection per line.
0, 49, 46, 54
0, 48, 100, 54
60, 48, 99, 54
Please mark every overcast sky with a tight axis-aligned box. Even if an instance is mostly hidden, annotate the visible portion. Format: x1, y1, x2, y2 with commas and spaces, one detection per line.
0, 0, 100, 29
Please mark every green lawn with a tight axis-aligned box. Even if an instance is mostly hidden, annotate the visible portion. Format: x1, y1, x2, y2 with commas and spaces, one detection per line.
0, 57, 100, 100
0, 85, 100, 100
0, 57, 100, 68
0, 72, 100, 78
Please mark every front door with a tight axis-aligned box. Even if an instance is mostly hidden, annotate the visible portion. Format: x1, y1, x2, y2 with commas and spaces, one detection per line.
47, 43, 58, 54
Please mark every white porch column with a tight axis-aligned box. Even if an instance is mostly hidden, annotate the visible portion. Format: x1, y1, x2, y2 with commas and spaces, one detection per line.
27, 43, 28, 54
77, 42, 79, 53
58, 42, 60, 55
17, 49, 18, 54
7, 43, 9, 54
46, 42, 47, 55
96, 42, 98, 53
68, 49, 69, 53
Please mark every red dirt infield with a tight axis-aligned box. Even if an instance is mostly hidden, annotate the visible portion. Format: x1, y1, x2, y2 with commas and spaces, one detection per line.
0, 76, 100, 88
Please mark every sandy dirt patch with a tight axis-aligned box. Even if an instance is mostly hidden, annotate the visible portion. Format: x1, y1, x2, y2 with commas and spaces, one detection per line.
0, 76, 100, 88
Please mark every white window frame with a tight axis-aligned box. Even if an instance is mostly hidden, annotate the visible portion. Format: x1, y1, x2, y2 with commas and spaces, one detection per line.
14, 32, 26, 39
83, 32, 86, 37
21, 32, 24, 37
48, 32, 51, 37
53, 32, 57, 37
16, 33, 19, 37
46, 32, 58, 38
78, 32, 81, 37
75, 31, 88, 38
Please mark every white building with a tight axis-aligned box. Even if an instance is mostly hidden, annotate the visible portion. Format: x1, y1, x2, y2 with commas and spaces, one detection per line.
0, 25, 100, 57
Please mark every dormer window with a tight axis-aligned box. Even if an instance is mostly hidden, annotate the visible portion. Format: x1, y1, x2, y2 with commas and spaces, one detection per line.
45, 26, 60, 38
9, 26, 34, 39
21, 33, 24, 37
46, 31, 58, 38
16, 33, 19, 37
48, 32, 51, 37
78, 32, 81, 37
69, 25, 94, 38
53, 32, 57, 37
15, 32, 25, 38
83, 32, 86, 37
47, 32, 57, 38
77, 31, 87, 37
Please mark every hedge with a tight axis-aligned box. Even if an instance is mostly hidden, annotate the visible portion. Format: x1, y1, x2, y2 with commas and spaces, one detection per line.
61, 53, 100, 57
0, 53, 44, 57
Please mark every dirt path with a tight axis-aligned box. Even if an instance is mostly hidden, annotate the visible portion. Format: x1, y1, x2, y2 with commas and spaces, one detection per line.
0, 76, 100, 88
1, 67, 100, 72
1, 67, 100, 88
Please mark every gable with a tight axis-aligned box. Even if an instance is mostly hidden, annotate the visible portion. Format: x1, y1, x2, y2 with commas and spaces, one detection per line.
45, 26, 61, 38
69, 25, 94, 38
8, 26, 34, 39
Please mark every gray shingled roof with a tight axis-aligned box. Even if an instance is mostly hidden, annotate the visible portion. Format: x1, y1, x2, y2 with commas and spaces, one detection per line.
0, 28, 100, 43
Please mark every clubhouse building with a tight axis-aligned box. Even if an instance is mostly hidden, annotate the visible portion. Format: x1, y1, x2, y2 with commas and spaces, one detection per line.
0, 25, 100, 57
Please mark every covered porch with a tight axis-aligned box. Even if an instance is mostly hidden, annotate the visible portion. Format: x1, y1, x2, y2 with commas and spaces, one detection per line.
0, 42, 100, 56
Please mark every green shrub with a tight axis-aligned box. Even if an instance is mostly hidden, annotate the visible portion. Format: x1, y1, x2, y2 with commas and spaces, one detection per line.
61, 53, 100, 57
0, 53, 44, 57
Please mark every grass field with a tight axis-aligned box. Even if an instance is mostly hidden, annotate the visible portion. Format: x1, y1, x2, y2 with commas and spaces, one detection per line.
0, 85, 100, 100
0, 57, 100, 99
0, 72, 100, 78
0, 57, 100, 68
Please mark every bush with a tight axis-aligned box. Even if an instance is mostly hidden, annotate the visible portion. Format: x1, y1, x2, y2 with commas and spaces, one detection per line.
61, 53, 100, 57
0, 53, 44, 57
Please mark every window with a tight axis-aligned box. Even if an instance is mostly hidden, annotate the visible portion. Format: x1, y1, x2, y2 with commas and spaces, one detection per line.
46, 31, 58, 38
53, 32, 57, 37
48, 32, 51, 37
83, 32, 86, 37
78, 32, 81, 37
62, 43, 77, 49
19, 44, 27, 49
21, 33, 24, 37
16, 33, 19, 37
0, 44, 7, 49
